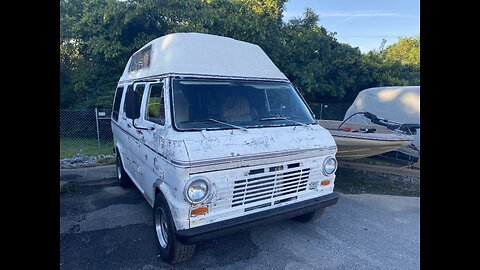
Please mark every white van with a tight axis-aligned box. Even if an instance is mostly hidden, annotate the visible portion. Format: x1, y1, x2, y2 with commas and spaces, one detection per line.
111, 33, 339, 263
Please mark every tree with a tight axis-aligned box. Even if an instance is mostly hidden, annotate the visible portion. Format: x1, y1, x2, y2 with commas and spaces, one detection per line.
59, 0, 419, 109
60, 0, 288, 109
383, 35, 420, 67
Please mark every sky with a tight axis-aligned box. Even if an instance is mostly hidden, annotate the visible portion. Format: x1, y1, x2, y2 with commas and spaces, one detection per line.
283, 0, 420, 53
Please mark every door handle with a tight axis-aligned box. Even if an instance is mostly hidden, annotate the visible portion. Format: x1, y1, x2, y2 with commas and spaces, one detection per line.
154, 157, 160, 170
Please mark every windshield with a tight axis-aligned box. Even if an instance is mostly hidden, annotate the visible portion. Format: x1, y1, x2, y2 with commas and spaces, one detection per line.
172, 78, 316, 131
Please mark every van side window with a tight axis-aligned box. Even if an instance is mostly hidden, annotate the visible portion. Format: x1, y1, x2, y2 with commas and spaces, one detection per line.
124, 84, 145, 118
128, 45, 152, 72
123, 85, 133, 112
146, 83, 165, 125
112, 86, 123, 121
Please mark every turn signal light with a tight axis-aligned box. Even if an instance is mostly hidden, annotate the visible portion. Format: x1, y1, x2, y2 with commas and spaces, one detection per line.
191, 206, 209, 216
320, 180, 331, 186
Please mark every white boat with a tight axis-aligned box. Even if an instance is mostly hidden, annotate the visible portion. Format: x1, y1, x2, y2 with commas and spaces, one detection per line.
342, 86, 420, 160
317, 119, 414, 160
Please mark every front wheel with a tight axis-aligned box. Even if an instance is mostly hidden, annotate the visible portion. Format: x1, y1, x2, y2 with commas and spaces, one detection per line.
154, 193, 195, 264
293, 208, 325, 223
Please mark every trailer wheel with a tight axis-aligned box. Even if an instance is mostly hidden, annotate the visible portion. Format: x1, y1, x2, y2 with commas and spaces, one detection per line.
293, 208, 325, 223
154, 193, 195, 264
116, 153, 131, 188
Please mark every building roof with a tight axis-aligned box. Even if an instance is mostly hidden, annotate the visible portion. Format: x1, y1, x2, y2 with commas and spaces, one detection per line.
119, 32, 288, 82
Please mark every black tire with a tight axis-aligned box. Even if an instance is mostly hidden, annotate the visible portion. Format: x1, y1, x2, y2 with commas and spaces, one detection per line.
116, 153, 132, 188
293, 208, 325, 223
153, 193, 195, 264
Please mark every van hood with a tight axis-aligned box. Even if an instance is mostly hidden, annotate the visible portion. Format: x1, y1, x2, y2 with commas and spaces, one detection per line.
176, 125, 337, 172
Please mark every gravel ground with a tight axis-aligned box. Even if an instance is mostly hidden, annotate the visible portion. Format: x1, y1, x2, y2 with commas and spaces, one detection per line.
60, 154, 115, 169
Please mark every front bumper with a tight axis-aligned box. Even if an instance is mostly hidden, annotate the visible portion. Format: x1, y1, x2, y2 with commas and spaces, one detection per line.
176, 192, 340, 244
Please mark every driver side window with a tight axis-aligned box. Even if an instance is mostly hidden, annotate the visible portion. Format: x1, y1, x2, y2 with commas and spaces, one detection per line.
145, 83, 165, 125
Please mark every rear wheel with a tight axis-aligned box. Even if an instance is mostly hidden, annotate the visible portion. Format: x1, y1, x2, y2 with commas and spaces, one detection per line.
293, 208, 325, 223
154, 193, 195, 264
116, 153, 131, 188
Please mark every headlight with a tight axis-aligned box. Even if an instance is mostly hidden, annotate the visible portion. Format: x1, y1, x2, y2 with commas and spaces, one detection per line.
185, 178, 210, 203
323, 156, 337, 176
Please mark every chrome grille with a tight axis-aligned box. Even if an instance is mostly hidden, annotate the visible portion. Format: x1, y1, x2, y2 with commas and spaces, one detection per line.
231, 163, 310, 208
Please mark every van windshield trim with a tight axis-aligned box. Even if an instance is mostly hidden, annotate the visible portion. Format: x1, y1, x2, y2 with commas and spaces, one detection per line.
169, 78, 317, 132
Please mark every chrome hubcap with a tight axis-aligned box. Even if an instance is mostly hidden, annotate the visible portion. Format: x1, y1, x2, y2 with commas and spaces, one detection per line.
155, 207, 168, 248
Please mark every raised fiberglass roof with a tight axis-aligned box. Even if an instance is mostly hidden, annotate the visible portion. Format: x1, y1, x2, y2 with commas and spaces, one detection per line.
118, 32, 288, 82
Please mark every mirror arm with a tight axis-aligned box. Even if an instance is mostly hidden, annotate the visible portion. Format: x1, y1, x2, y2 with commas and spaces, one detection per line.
132, 119, 154, 131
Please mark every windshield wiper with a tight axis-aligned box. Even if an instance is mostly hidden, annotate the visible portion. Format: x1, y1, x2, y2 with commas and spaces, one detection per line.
180, 118, 247, 131
259, 117, 313, 129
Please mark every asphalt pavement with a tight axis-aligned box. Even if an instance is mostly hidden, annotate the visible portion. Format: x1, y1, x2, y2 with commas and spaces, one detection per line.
60, 166, 419, 270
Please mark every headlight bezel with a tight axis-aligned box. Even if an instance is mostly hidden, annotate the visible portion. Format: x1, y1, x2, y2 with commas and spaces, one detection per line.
323, 156, 337, 176
184, 177, 211, 204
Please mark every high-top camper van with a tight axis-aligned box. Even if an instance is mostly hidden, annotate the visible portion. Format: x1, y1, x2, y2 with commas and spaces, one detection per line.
111, 32, 339, 263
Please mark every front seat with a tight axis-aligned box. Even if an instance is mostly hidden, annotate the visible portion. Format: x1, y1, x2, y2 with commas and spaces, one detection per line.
221, 96, 252, 122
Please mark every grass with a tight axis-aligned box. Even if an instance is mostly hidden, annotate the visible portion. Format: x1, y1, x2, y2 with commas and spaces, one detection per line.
60, 137, 114, 159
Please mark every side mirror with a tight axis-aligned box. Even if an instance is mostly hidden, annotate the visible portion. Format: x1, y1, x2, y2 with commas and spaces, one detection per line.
125, 90, 141, 120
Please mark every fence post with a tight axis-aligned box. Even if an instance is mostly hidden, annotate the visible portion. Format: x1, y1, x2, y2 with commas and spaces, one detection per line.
95, 107, 100, 154
319, 103, 323, 119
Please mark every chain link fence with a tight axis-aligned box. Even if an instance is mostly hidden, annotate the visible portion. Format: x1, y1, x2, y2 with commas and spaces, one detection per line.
308, 102, 352, 120
60, 108, 114, 159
